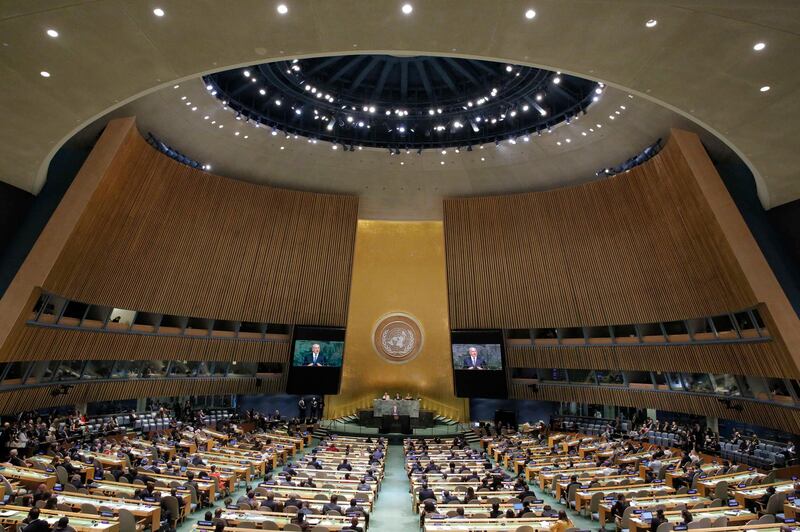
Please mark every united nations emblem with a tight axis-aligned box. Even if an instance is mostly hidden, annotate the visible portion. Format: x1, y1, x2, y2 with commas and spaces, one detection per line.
372, 313, 423, 363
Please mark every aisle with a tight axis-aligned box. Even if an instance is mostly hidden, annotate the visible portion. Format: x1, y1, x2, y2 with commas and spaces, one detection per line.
368, 443, 420, 532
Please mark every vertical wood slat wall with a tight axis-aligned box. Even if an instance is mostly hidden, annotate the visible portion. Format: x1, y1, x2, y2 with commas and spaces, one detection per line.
443, 135, 757, 330
42, 129, 359, 327
0, 326, 290, 363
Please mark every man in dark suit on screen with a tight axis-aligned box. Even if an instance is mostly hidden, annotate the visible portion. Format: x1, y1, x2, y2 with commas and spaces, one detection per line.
462, 346, 487, 370
302, 343, 327, 366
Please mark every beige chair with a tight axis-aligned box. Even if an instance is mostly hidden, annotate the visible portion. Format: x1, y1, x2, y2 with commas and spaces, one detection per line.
262, 522, 279, 531
238, 502, 253, 510
309, 527, 330, 532
515, 526, 535, 532
656, 522, 673, 532
284, 505, 299, 513
283, 525, 302, 532
238, 521, 260, 528
712, 516, 728, 527
34, 500, 46, 508
118, 508, 138, 532
80, 503, 98, 514
55, 466, 69, 485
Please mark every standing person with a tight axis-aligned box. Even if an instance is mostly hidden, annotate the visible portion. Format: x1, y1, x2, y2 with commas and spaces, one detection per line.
298, 398, 306, 423
310, 398, 319, 422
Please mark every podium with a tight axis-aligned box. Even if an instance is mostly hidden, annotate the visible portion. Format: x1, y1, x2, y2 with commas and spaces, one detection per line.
380, 414, 411, 434
373, 399, 420, 418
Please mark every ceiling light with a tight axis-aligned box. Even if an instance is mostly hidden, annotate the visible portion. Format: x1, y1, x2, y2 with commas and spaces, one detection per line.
218, 124, 224, 128
332, 145, 338, 150
523, 136, 530, 142
539, 109, 547, 116
522, 105, 529, 112
753, 42, 766, 51
592, 96, 599, 102
441, 150, 446, 155
565, 138, 571, 143
203, 116, 209, 120
609, 115, 615, 120
525, 9, 536, 19
369, 106, 376, 113
153, 7, 165, 17
510, 110, 517, 117
401, 3, 413, 15
645, 19, 657, 28
556, 141, 562, 146
581, 132, 587, 136
346, 116, 353, 123
259, 89, 266, 95
275, 99, 282, 106
552, 76, 561, 84
535, 93, 543, 101
505, 66, 513, 72
437, 108, 442, 114
181, 96, 187, 100
596, 124, 602, 128
235, 131, 240, 136
243, 70, 250, 77
358, 146, 363, 150
191, 106, 197, 111
40, 71, 50, 77
481, 157, 485, 161
46, 29, 59, 38
272, 131, 278, 136
173, 85, 179, 89
440, 161, 445, 165
620, 105, 626, 110
280, 146, 285, 150
760, 85, 771, 92
295, 108, 302, 115
277, 4, 288, 14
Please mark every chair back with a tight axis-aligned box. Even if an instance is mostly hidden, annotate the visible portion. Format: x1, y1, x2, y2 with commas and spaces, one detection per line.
162, 495, 180, 524
713, 481, 728, 500
515, 526, 535, 532
283, 525, 302, 532
758, 514, 776, 524
262, 522, 279, 531
656, 521, 673, 532
709, 498, 723, 507
590, 491, 605, 513
712, 516, 728, 527
765, 492, 786, 515
118, 508, 137, 532
79, 502, 98, 514
55, 466, 69, 485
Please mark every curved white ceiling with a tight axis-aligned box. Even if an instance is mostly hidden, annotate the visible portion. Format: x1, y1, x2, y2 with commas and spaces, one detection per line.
1, 0, 798, 210
88, 78, 708, 219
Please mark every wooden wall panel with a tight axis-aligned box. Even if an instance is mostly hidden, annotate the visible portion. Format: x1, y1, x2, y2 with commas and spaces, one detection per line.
0, 377, 281, 415
42, 122, 358, 326
507, 341, 799, 379
0, 325, 290, 363
443, 135, 756, 330
509, 382, 800, 434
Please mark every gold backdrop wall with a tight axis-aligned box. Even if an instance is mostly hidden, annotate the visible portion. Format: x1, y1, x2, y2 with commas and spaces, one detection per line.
326, 220, 468, 421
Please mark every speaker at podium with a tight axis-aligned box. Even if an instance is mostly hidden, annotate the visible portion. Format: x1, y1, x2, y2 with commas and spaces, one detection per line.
380, 414, 411, 434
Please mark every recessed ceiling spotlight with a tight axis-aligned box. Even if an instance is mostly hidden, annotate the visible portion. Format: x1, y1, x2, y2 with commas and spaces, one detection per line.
556, 141, 562, 146
441, 150, 446, 155
235, 131, 240, 136
505, 65, 513, 72
368, 106, 376, 113
522, 105, 529, 112
46, 29, 59, 38
539, 109, 547, 116
275, 99, 282, 106
581, 132, 587, 136
277, 4, 288, 14
272, 130, 278, 136
760, 85, 771, 92
203, 116, 209, 120
645, 19, 657, 28
218, 124, 224, 128
525, 9, 536, 20
181, 96, 187, 100
358, 146, 363, 150
401, 3, 413, 15
244, 135, 249, 139
153, 7, 165, 17
535, 93, 543, 101
753, 42, 766, 51
259, 89, 266, 95
552, 76, 561, 84
609, 115, 615, 120
243, 70, 250, 77
280, 146, 285, 150
173, 85, 179, 89
440, 161, 445, 165
332, 145, 338, 150
620, 105, 626, 110
481, 157, 486, 161
565, 138, 571, 143
40, 71, 50, 77
191, 106, 197, 111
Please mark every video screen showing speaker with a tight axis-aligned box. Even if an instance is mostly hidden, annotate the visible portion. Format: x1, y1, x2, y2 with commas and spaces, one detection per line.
451, 330, 508, 398
286, 326, 346, 394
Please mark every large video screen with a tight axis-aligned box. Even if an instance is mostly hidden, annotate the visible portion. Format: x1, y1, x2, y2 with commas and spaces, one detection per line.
286, 326, 346, 395
451, 330, 508, 398
292, 340, 344, 367
452, 343, 503, 371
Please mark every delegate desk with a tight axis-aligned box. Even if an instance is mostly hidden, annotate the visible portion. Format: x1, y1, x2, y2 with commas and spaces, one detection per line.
200, 510, 363, 530
373, 399, 420, 417
598, 494, 712, 528
424, 517, 556, 532
55, 492, 162, 531
0, 506, 119, 532
0, 463, 56, 489
628, 506, 756, 532
575, 483, 675, 513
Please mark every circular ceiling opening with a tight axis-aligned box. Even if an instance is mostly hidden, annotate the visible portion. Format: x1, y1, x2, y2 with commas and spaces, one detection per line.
204, 55, 600, 151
